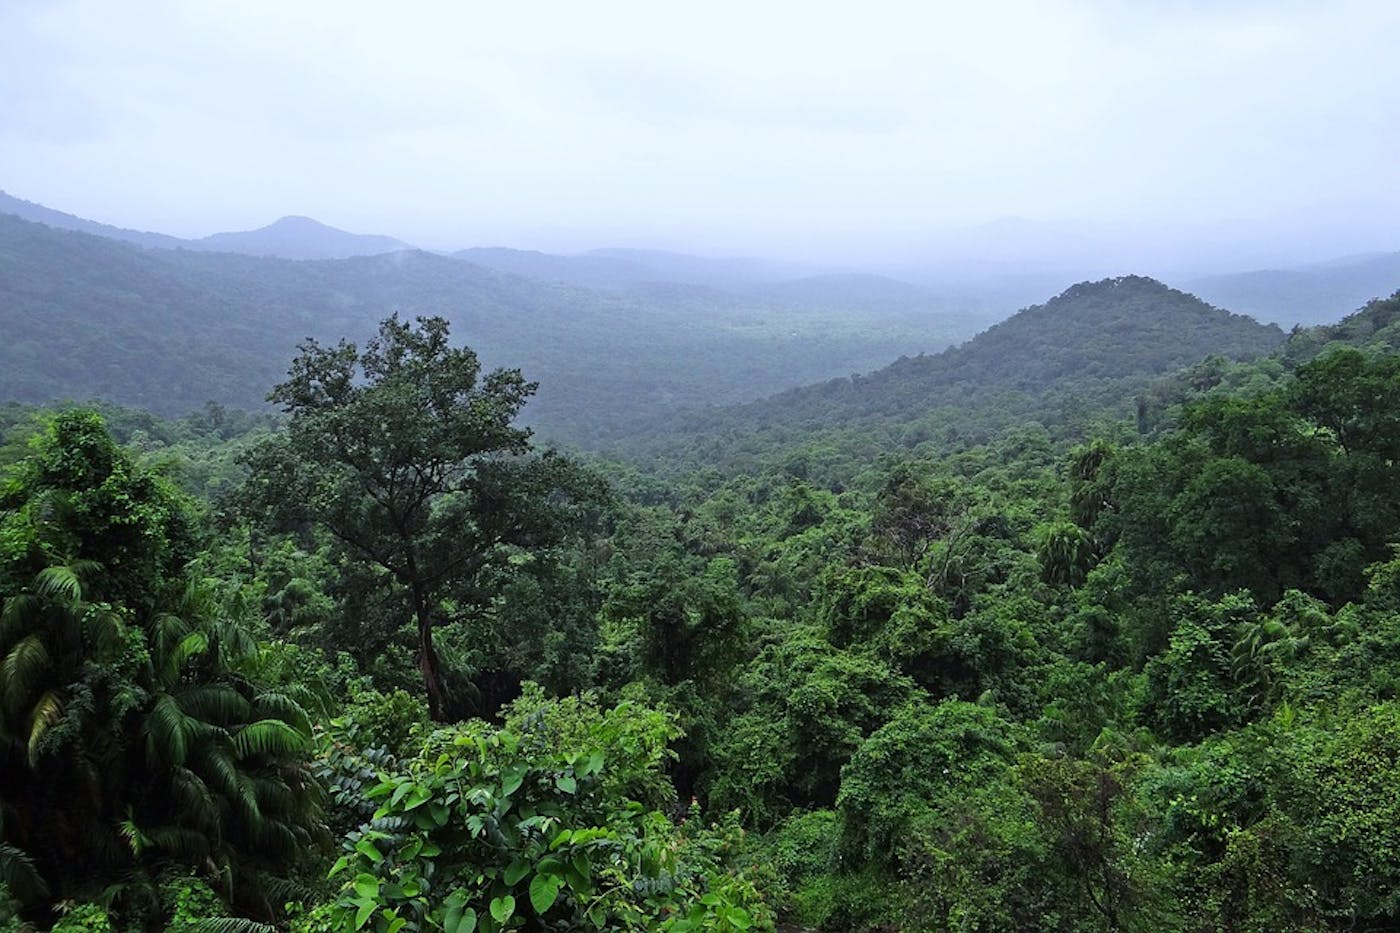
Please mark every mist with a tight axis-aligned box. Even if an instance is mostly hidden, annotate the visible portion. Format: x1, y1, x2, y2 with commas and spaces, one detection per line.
2, 0, 1398, 278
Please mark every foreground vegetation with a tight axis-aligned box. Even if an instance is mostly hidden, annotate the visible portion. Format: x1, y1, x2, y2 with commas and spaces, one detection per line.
4, 288, 1400, 931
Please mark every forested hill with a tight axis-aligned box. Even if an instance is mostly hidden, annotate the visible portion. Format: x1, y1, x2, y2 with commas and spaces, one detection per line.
0, 212, 975, 444
617, 276, 1286, 472
0, 188, 187, 249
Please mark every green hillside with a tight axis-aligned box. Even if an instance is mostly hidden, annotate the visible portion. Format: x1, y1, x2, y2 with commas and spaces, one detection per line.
0, 212, 975, 444
616, 275, 1285, 475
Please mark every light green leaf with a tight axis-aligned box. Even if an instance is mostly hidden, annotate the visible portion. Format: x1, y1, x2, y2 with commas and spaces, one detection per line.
528, 874, 560, 915
489, 895, 515, 923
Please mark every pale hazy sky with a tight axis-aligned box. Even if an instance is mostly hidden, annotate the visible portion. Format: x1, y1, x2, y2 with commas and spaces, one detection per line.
2, 0, 1398, 264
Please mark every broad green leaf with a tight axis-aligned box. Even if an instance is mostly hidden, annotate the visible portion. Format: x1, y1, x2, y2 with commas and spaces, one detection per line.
504, 859, 531, 886
489, 895, 515, 923
529, 874, 560, 915
500, 766, 526, 797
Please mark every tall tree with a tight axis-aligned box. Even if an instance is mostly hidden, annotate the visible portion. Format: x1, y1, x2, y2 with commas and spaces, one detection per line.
243, 314, 599, 719
0, 411, 319, 924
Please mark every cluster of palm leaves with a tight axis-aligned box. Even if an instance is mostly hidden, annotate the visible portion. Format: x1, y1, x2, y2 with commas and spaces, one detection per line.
0, 412, 324, 926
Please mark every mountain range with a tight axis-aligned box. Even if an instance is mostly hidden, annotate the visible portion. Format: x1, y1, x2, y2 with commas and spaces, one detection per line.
0, 190, 412, 259
0, 211, 973, 444
3, 190, 1399, 463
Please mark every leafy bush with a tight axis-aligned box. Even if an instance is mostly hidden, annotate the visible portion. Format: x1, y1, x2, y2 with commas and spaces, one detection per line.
324, 687, 770, 931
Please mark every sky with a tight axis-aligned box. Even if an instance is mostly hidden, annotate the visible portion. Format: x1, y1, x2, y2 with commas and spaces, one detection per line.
2, 0, 1398, 270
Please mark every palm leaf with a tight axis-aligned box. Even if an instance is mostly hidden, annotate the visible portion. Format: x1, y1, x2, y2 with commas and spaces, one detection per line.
251, 690, 313, 735
153, 611, 193, 661
208, 617, 259, 667
179, 684, 251, 724
26, 690, 62, 765
0, 593, 39, 647
146, 825, 212, 860
231, 719, 307, 759
85, 606, 126, 657
147, 693, 204, 767
168, 766, 219, 832
161, 630, 210, 686
188, 919, 276, 933
194, 744, 262, 822
35, 564, 85, 603
1, 634, 50, 718
0, 841, 49, 903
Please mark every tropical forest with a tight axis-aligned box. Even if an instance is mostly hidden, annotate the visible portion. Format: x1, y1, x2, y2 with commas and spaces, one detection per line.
4, 3, 1400, 930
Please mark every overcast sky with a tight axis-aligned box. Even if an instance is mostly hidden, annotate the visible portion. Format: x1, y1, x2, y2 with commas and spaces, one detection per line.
2, 0, 1398, 266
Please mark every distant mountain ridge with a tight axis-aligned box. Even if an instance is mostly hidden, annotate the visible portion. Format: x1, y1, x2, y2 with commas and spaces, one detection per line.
0, 211, 974, 443
0, 190, 412, 260
0, 189, 187, 249
1185, 252, 1400, 327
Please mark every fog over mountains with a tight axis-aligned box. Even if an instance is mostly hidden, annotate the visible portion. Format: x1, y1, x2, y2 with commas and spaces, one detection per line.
5, 189, 1400, 330
4, 189, 1400, 452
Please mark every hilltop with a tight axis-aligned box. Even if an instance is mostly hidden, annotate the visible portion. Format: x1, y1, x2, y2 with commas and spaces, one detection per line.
618, 276, 1286, 475
0, 190, 412, 260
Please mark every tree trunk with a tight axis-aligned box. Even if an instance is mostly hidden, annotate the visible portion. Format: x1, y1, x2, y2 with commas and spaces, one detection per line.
410, 580, 449, 721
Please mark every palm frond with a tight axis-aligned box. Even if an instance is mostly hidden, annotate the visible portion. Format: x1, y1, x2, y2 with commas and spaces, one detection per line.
153, 611, 193, 660
231, 719, 307, 760
1, 634, 50, 718
35, 563, 85, 603
161, 630, 210, 686
194, 745, 261, 822
178, 684, 251, 724
147, 693, 203, 767
250, 690, 313, 735
168, 766, 220, 832
188, 919, 277, 933
146, 825, 213, 860
85, 606, 127, 657
26, 690, 62, 765
0, 594, 39, 647
0, 841, 49, 903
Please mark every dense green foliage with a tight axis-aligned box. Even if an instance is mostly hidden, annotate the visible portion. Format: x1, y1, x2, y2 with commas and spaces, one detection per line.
0, 413, 322, 927
5, 271, 1400, 932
